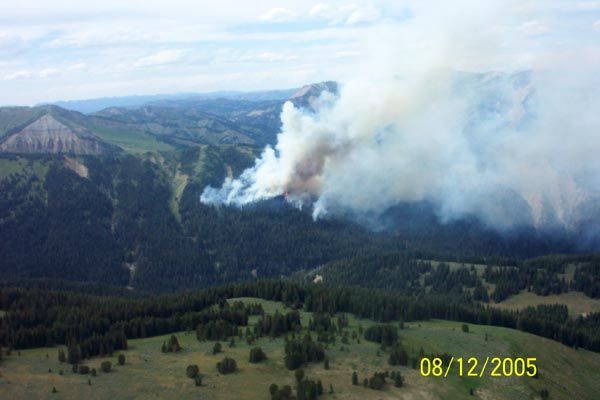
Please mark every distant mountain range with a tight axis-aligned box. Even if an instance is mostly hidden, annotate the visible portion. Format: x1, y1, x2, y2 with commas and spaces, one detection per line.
44, 87, 303, 114
0, 81, 338, 154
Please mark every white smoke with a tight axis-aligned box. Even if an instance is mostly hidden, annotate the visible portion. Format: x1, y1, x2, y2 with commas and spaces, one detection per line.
201, 1, 600, 232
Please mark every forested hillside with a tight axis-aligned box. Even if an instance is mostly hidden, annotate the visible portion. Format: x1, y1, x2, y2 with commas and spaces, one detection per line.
2, 147, 600, 295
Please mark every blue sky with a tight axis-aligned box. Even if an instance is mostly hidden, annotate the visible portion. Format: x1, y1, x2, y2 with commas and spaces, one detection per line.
0, 0, 599, 106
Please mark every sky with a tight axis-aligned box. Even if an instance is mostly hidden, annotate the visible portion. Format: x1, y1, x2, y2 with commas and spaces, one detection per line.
1, 0, 599, 106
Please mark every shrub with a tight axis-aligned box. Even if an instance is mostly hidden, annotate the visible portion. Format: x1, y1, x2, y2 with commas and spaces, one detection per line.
216, 357, 237, 374
368, 372, 387, 390
78, 365, 90, 375
186, 364, 199, 379
167, 335, 181, 352
249, 347, 267, 363
100, 361, 112, 373
212, 342, 222, 355
118, 354, 125, 365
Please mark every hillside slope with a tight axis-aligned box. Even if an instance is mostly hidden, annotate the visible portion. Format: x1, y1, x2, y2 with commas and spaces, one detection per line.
1, 298, 598, 400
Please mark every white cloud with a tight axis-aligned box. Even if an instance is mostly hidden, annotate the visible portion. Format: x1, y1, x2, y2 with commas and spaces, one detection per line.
259, 8, 296, 23
345, 4, 381, 25
3, 64, 89, 81
309, 3, 332, 18
520, 20, 551, 35
134, 49, 187, 68
3, 68, 60, 80
67, 62, 86, 71
575, 1, 600, 10
309, 3, 381, 25
255, 52, 297, 62
38, 68, 59, 78
0, 0, 598, 105
4, 70, 33, 80
334, 50, 360, 58
594, 19, 600, 30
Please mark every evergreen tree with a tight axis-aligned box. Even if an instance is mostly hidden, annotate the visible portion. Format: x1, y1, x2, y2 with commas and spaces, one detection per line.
186, 364, 199, 378
216, 357, 237, 374
100, 361, 112, 373
269, 383, 279, 397
57, 349, 66, 363
67, 342, 81, 365
249, 347, 267, 363
393, 372, 403, 387
167, 335, 181, 352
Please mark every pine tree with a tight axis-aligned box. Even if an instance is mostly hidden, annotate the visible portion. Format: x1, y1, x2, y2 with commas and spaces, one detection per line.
216, 357, 237, 374
393, 373, 403, 387
186, 364, 199, 378
100, 361, 112, 373
269, 383, 279, 397
57, 349, 66, 363
249, 347, 267, 363
352, 371, 358, 385
67, 342, 81, 364
167, 335, 181, 352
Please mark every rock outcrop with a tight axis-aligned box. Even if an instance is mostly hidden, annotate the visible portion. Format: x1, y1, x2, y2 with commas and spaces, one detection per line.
0, 114, 109, 155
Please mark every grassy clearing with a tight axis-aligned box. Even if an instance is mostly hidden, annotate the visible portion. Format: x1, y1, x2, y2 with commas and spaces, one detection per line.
1, 298, 599, 400
0, 157, 49, 181
169, 165, 189, 223
89, 124, 174, 154
492, 290, 600, 316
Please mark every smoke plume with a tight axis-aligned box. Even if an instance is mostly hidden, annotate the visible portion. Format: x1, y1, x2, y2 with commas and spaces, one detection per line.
201, 1, 600, 232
